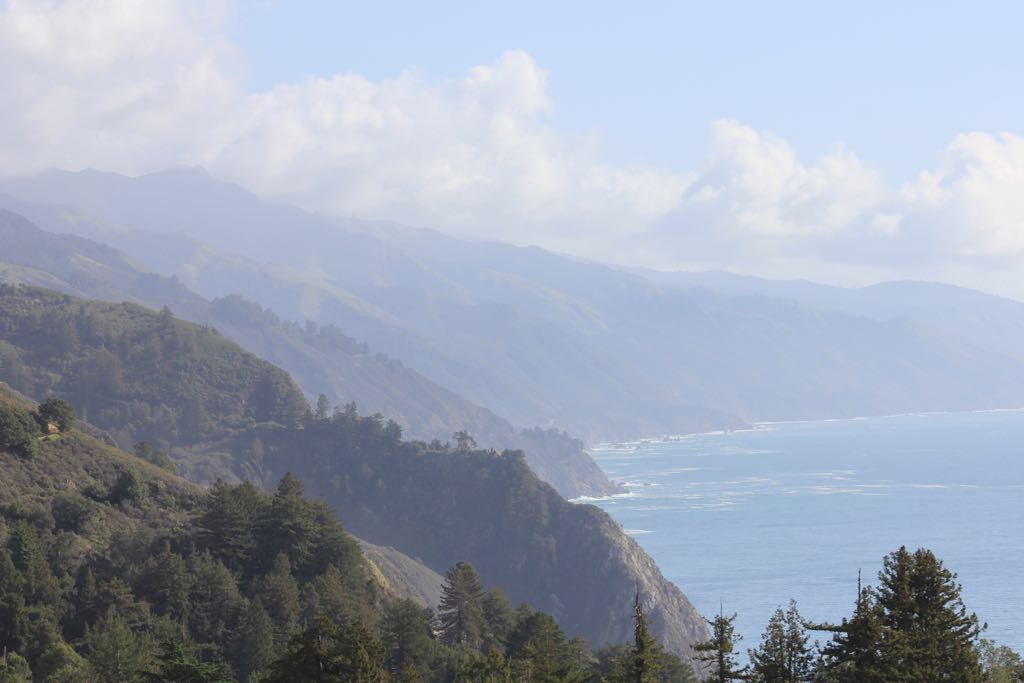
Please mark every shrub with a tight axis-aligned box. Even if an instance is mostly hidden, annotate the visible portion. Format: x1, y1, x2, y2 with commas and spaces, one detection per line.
51, 491, 95, 532
109, 468, 149, 506
0, 404, 40, 458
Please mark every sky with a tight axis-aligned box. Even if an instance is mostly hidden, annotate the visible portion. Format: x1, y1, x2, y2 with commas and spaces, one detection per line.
2, 0, 1024, 297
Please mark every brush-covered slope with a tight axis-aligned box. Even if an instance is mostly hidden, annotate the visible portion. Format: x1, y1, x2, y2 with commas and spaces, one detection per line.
0, 209, 618, 497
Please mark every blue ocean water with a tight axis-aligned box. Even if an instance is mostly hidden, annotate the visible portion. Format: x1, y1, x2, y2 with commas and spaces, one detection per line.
585, 410, 1024, 654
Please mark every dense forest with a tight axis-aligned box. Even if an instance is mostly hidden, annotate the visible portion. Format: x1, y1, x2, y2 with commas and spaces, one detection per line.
0, 286, 310, 449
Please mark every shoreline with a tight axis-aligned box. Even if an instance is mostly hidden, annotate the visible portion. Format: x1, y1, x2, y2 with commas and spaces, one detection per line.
589, 404, 1024, 451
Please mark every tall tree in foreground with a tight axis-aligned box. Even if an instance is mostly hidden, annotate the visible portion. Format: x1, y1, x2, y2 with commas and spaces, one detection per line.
631, 591, 663, 683
874, 546, 983, 682
438, 562, 486, 651
814, 582, 889, 683
693, 608, 745, 682
748, 600, 812, 683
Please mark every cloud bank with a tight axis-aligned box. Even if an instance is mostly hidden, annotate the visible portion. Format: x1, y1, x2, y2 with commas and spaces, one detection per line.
2, 0, 1023, 295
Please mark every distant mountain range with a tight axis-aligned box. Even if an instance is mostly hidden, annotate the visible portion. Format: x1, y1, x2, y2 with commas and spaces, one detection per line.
3, 167, 1024, 444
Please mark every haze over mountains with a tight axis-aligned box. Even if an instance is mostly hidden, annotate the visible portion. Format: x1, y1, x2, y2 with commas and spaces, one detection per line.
0, 208, 615, 499
4, 167, 1024, 446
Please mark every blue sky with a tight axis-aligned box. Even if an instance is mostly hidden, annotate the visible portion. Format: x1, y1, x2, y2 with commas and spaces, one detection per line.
231, 1, 1024, 183
2, 0, 1024, 296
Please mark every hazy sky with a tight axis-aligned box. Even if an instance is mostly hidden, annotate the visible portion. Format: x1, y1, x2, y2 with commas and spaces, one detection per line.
2, 0, 1024, 297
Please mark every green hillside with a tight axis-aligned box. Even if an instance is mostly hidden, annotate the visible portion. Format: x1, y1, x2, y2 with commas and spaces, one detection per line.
0, 285, 309, 449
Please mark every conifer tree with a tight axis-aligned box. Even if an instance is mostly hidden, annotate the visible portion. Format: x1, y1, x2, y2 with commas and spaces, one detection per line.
813, 585, 887, 683
255, 554, 301, 647
506, 610, 579, 682
265, 616, 388, 683
199, 480, 261, 572
632, 591, 663, 683
315, 394, 333, 421
481, 588, 515, 653
875, 546, 983, 682
229, 599, 274, 683
381, 599, 435, 679
141, 641, 234, 683
438, 562, 486, 650
749, 600, 812, 683
257, 474, 317, 572
83, 607, 155, 683
693, 609, 746, 682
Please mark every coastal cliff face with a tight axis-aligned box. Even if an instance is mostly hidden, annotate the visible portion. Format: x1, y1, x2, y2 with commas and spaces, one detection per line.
186, 420, 710, 662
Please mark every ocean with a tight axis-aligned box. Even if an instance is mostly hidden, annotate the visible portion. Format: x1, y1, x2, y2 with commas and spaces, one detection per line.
584, 409, 1024, 654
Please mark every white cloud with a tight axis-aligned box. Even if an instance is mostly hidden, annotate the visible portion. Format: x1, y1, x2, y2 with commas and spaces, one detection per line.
0, 0, 686, 253
207, 50, 688, 250
0, 0, 240, 174
2, 0, 1024, 295
645, 121, 1024, 291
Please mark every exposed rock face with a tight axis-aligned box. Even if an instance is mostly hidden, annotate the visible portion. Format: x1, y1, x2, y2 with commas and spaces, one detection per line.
358, 539, 445, 610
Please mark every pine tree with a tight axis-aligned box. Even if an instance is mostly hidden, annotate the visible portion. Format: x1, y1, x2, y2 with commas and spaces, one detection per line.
229, 599, 274, 683
257, 474, 317, 572
506, 610, 579, 682
481, 588, 515, 653
265, 616, 388, 683
381, 599, 434, 678
438, 562, 486, 650
199, 480, 262, 572
141, 641, 234, 683
83, 607, 156, 683
693, 608, 746, 682
315, 394, 332, 421
814, 585, 887, 683
632, 591, 663, 683
749, 600, 812, 683
875, 546, 983, 682
254, 554, 300, 647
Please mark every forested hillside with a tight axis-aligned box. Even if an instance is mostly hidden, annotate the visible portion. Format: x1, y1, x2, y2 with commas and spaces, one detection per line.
0, 285, 309, 449
1, 383, 689, 681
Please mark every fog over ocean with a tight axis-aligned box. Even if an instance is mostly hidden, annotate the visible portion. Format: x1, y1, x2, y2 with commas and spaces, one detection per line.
586, 410, 1024, 653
